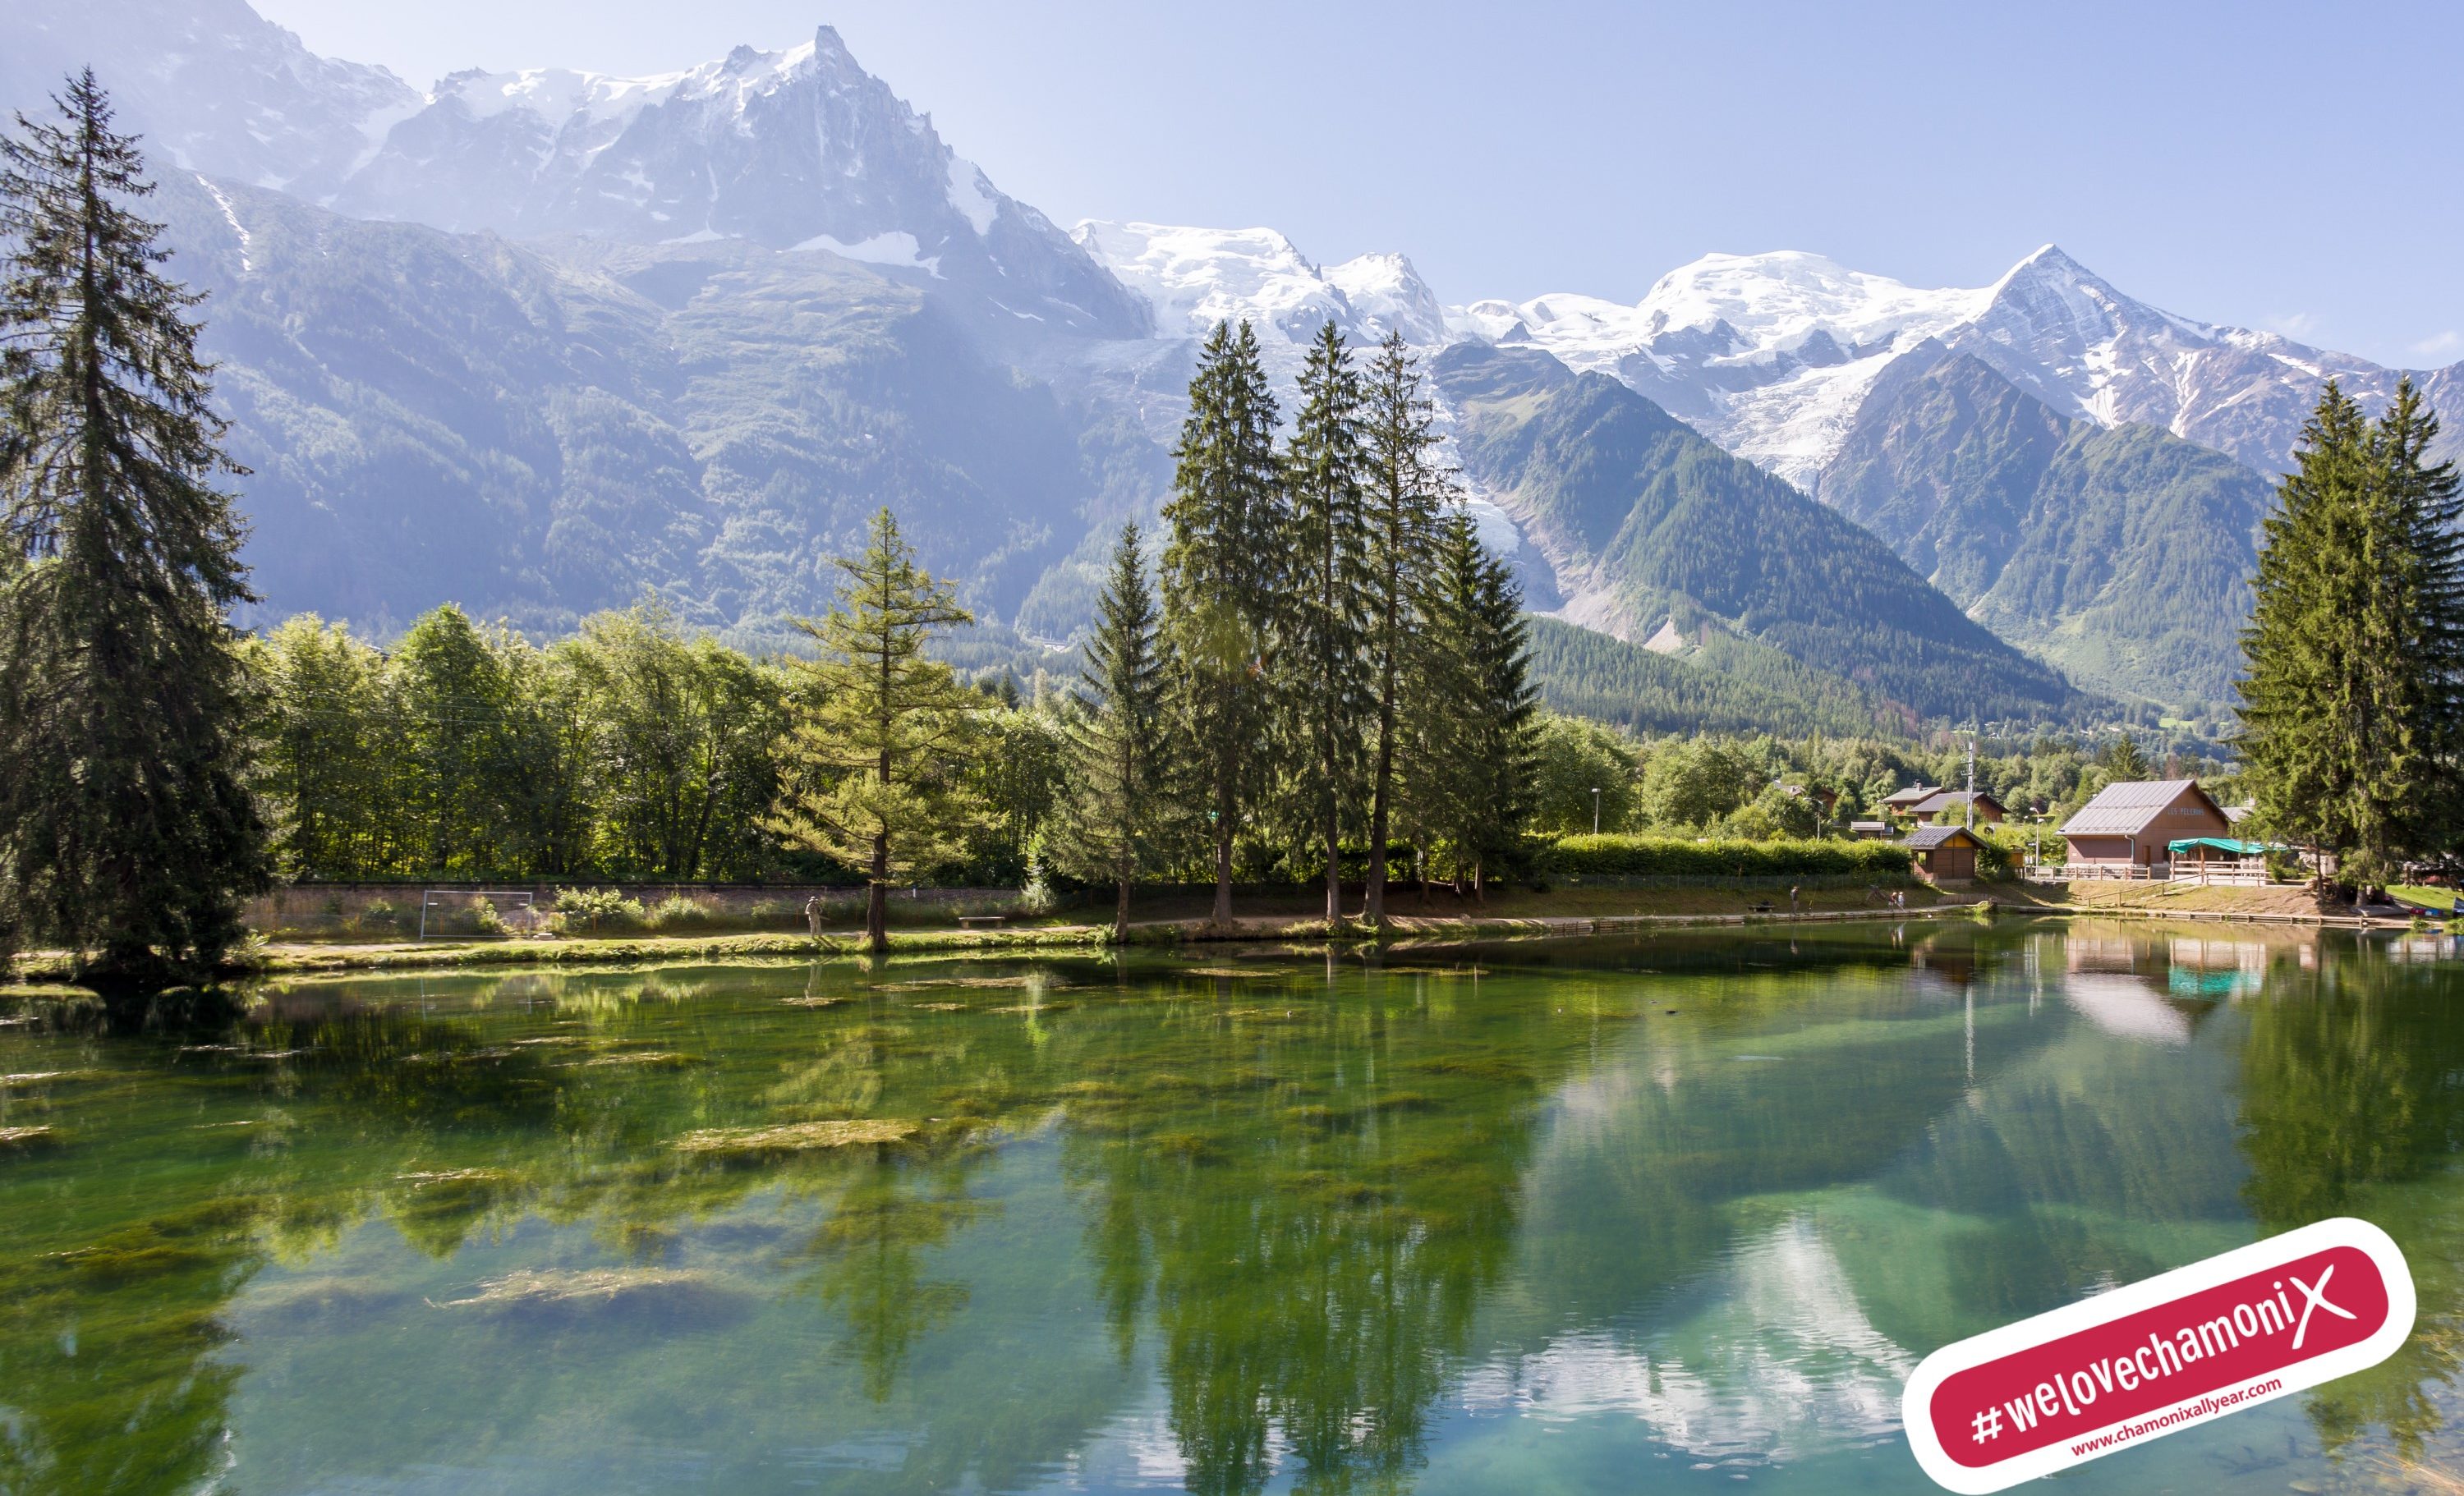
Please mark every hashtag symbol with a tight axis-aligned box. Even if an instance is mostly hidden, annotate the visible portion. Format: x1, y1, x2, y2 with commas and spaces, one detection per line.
1972, 1406, 2003, 1444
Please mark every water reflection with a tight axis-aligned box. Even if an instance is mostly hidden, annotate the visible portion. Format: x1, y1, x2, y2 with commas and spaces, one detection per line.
0, 929, 2461, 1492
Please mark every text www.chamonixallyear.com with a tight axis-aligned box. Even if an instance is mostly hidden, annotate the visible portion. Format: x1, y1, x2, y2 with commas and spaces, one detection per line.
2066, 1379, 2282, 1456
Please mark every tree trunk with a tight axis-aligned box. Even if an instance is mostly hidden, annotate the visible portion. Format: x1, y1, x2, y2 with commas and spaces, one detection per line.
1364, 694, 1395, 929
867, 831, 890, 953
1115, 874, 1133, 945
1211, 783, 1234, 926
1323, 798, 1342, 933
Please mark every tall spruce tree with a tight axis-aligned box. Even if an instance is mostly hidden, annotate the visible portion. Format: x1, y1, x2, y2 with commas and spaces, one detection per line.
0, 73, 268, 984
1403, 513, 1538, 897
1358, 331, 1447, 927
767, 508, 984, 952
1161, 320, 1282, 926
1276, 323, 1373, 929
1054, 522, 1177, 939
2237, 378, 2464, 885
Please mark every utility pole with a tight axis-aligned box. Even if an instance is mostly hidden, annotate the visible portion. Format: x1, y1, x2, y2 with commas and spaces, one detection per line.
1591, 787, 1602, 835
1965, 732, 1977, 831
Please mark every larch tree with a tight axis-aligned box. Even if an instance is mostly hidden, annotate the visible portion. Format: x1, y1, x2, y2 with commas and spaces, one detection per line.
1161, 320, 1282, 926
767, 507, 984, 952
0, 73, 268, 985
1357, 330, 1447, 928
1055, 522, 1178, 939
1276, 322, 1373, 929
2237, 379, 2464, 886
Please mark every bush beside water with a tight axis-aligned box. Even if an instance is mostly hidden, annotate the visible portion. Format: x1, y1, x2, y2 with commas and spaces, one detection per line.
1548, 835, 1914, 879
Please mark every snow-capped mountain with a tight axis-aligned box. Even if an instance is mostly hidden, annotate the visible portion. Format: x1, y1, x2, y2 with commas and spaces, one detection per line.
1073, 222, 1445, 349
2, 0, 422, 201
324, 30, 1142, 332
1464, 246, 2462, 484
6, 0, 1142, 334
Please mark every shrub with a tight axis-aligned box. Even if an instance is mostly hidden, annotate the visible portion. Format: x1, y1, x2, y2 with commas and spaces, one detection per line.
641, 894, 713, 931
358, 898, 400, 934
554, 886, 646, 934
1549, 834, 1912, 879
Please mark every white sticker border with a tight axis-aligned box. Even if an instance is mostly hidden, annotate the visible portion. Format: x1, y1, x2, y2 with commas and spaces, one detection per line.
1902, 1217, 2416, 1494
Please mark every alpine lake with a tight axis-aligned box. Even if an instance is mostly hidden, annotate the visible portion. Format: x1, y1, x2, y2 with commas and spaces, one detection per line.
5, 920, 2464, 1495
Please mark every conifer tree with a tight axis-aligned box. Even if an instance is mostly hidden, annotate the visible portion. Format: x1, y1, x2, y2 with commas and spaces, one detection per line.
1161, 320, 1281, 925
1055, 523, 1177, 939
1276, 323, 1373, 928
1358, 331, 1447, 927
1456, 516, 1540, 892
2237, 379, 2464, 884
768, 508, 984, 952
0, 74, 268, 984
1401, 513, 1538, 897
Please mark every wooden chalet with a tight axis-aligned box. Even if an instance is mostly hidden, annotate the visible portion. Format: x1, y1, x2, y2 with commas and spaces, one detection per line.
2058, 780, 2232, 874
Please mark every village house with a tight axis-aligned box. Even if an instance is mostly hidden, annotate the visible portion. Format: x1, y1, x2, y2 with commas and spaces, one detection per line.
1904, 824, 1988, 881
2058, 779, 2234, 874
1908, 789, 2007, 824
1879, 785, 1940, 816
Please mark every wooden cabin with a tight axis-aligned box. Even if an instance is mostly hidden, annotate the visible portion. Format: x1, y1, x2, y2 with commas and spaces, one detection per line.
2058, 780, 2233, 874
1904, 824, 1988, 881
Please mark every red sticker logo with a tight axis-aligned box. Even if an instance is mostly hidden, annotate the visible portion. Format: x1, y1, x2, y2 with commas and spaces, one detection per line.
1902, 1218, 2415, 1492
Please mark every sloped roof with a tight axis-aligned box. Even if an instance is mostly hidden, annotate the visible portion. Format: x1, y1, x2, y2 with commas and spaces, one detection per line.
2061, 779, 2218, 837
1911, 789, 2003, 815
1882, 785, 1939, 806
1904, 824, 1985, 850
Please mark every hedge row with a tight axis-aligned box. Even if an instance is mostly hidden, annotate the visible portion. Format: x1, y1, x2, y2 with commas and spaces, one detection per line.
1549, 835, 1914, 879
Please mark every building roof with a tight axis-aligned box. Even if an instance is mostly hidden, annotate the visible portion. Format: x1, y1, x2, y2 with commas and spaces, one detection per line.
1881, 785, 1939, 807
1904, 824, 1986, 850
1910, 789, 2004, 816
2061, 779, 2221, 837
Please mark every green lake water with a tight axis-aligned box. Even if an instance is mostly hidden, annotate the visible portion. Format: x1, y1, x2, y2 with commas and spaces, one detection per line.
3, 922, 2462, 1494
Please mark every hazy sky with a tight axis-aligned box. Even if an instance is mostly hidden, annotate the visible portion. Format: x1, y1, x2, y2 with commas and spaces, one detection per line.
250, 0, 2462, 368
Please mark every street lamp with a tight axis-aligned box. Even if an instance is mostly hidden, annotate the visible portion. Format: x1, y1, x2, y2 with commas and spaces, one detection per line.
1591, 787, 1602, 835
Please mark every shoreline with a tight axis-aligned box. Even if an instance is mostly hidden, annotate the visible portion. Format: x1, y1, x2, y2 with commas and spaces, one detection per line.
5, 893, 2432, 989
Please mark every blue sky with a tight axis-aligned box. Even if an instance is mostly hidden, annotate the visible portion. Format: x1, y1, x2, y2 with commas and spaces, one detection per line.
252, 0, 2462, 368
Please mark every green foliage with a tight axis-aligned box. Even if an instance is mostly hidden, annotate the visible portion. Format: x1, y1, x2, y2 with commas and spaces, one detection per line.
0, 74, 269, 981
1524, 616, 1886, 738
767, 508, 987, 948
2236, 379, 2464, 884
1548, 834, 1913, 879
565, 599, 784, 880
1636, 737, 1762, 831
1161, 320, 1283, 920
1272, 323, 1376, 918
1357, 332, 1450, 921
1529, 714, 1642, 834
1052, 522, 1181, 934
552, 886, 642, 934
1399, 513, 1540, 890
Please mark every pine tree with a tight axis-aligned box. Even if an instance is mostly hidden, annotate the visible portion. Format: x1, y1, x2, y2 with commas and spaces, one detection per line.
1401, 513, 1538, 897
1161, 320, 1281, 926
1276, 323, 1373, 929
1358, 331, 1447, 927
767, 508, 984, 952
2237, 379, 2464, 885
0, 74, 268, 984
1054, 523, 1177, 938
1457, 517, 1540, 892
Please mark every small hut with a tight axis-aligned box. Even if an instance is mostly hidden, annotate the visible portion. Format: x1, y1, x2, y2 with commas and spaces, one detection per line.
1904, 824, 1988, 882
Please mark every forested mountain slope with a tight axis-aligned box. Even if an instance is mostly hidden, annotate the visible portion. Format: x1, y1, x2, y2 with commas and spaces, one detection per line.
1818, 348, 2273, 708
1432, 344, 2081, 724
